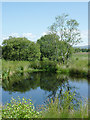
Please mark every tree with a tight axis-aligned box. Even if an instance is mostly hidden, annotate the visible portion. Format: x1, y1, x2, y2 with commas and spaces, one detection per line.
57, 41, 73, 62
37, 34, 59, 61
37, 33, 72, 62
48, 13, 81, 62
2, 36, 41, 61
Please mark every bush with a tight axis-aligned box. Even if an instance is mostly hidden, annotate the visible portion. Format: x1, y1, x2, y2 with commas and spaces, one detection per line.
29, 60, 57, 72
40, 61, 57, 72
29, 60, 41, 69
76, 57, 79, 60
2, 97, 41, 118
16, 66, 24, 72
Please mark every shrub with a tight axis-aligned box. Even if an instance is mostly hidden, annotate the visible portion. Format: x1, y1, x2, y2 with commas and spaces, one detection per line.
29, 60, 41, 69
40, 61, 57, 72
29, 60, 57, 72
2, 97, 42, 118
76, 57, 79, 60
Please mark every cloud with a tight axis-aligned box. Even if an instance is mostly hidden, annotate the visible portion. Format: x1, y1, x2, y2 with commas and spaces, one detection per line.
1, 30, 88, 46
2, 33, 20, 40
80, 30, 88, 46
42, 31, 49, 36
81, 30, 88, 40
10, 33, 20, 37
22, 33, 36, 41
2, 32, 37, 42
42, 32, 47, 36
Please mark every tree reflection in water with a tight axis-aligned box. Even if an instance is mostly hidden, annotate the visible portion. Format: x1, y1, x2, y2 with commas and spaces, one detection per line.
2, 72, 86, 105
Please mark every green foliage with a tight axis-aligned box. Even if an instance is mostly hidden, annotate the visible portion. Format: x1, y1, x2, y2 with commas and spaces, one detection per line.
37, 33, 72, 62
48, 13, 81, 46
29, 60, 57, 72
81, 48, 89, 52
60, 90, 78, 110
48, 13, 81, 63
16, 66, 24, 74
2, 91, 88, 118
2, 37, 41, 61
2, 97, 41, 118
74, 48, 81, 53
29, 60, 41, 69
37, 33, 59, 61
2, 52, 88, 79
40, 60, 57, 72
57, 52, 88, 77
42, 91, 88, 118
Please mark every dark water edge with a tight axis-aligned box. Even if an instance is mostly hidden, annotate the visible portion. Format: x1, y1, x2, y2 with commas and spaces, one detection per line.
1, 72, 88, 106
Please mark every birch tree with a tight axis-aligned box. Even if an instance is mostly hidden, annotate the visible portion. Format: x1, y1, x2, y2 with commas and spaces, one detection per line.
48, 13, 81, 62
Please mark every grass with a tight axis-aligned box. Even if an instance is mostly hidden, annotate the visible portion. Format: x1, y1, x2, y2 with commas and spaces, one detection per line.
57, 52, 88, 77
2, 60, 57, 80
2, 52, 88, 80
2, 90, 88, 118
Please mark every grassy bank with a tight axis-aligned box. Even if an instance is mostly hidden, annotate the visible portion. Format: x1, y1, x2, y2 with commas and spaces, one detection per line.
57, 52, 88, 77
2, 52, 88, 80
2, 90, 88, 118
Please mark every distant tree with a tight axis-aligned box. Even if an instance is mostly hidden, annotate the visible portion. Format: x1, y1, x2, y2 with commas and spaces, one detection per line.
2, 36, 41, 61
74, 48, 81, 53
81, 48, 88, 52
48, 13, 81, 62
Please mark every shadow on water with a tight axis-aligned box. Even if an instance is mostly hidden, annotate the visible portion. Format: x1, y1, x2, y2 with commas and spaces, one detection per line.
2, 72, 88, 105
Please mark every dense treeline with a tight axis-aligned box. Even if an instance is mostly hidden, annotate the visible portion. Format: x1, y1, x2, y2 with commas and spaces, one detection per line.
74, 47, 90, 53
1, 36, 89, 62
1, 14, 83, 62
37, 34, 73, 62
1, 35, 73, 62
1, 35, 89, 62
2, 36, 41, 61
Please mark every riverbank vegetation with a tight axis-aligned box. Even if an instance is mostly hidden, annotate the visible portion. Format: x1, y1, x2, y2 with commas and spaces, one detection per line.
2, 90, 88, 118
2, 52, 88, 81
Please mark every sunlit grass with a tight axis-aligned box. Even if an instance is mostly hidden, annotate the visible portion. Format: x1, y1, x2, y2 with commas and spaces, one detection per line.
2, 90, 88, 118
57, 52, 88, 77
2, 52, 88, 80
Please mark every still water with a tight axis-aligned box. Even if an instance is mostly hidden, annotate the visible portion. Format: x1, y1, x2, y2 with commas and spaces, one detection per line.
2, 72, 88, 106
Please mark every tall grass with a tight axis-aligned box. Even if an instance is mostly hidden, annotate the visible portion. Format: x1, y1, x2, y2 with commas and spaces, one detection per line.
2, 60, 57, 80
2, 52, 88, 79
42, 90, 88, 118
2, 90, 88, 118
2, 60, 31, 80
57, 52, 88, 77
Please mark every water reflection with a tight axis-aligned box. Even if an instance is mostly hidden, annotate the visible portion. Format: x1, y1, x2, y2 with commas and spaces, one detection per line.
2, 72, 88, 105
